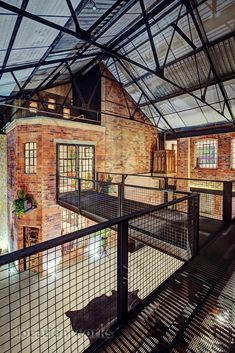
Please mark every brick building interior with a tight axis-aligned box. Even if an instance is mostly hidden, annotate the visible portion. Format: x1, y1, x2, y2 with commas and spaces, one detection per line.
0, 1, 234, 353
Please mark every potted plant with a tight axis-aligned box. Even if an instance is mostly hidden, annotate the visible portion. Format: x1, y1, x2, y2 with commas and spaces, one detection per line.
103, 174, 113, 194
13, 189, 37, 218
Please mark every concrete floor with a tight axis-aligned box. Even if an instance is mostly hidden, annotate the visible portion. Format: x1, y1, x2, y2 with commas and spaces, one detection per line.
0, 244, 182, 353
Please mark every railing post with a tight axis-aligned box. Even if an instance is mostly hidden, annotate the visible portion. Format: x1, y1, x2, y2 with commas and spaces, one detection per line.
118, 184, 124, 217
117, 220, 128, 325
188, 194, 199, 256
223, 181, 232, 223
164, 177, 168, 203
78, 178, 81, 208
56, 173, 59, 202
121, 174, 125, 185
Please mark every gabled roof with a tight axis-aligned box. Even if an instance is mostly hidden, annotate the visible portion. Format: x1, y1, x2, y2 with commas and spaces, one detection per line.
0, 0, 234, 134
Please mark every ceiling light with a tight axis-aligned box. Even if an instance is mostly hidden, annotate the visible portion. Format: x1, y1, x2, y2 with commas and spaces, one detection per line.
91, 0, 97, 10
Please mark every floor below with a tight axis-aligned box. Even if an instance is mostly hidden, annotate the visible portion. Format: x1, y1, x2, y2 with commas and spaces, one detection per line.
94, 223, 235, 353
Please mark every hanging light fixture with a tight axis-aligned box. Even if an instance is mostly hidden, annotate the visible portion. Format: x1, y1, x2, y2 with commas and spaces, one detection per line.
91, 0, 97, 10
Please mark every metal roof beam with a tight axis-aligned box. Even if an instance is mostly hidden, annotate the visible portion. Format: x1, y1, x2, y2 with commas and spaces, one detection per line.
116, 59, 175, 133
138, 74, 235, 106
66, 0, 80, 33
171, 22, 197, 50
0, 0, 232, 125
0, 0, 29, 80
0, 52, 101, 75
184, 0, 235, 123
139, 0, 161, 73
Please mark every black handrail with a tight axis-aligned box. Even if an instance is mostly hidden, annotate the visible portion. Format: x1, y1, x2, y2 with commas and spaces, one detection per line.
0, 193, 196, 266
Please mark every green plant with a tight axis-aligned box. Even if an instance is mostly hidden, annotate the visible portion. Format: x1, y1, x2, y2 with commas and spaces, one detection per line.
13, 189, 37, 218
13, 197, 25, 217
103, 174, 113, 193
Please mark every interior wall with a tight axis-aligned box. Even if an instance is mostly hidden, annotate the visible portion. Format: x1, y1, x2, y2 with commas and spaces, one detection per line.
177, 132, 235, 179
6, 119, 105, 249
101, 67, 158, 173
0, 135, 8, 253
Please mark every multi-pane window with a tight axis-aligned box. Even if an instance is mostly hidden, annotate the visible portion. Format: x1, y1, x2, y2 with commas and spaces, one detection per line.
231, 139, 235, 169
48, 98, 56, 110
25, 142, 37, 174
63, 108, 70, 119
29, 101, 37, 113
58, 144, 94, 192
195, 140, 217, 169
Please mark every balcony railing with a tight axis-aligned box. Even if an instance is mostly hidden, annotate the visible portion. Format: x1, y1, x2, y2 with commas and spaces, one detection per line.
96, 172, 235, 222
0, 193, 199, 353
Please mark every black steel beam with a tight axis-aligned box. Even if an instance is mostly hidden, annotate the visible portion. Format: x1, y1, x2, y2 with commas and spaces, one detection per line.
139, 0, 160, 72
172, 22, 197, 50
165, 123, 235, 140
0, 0, 29, 80
0, 52, 100, 75
117, 59, 175, 133
0, 0, 232, 125
184, 0, 235, 123
66, 0, 80, 33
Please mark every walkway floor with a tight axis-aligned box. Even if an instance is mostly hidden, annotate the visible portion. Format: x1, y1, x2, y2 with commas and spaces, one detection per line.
58, 190, 225, 252
92, 223, 235, 353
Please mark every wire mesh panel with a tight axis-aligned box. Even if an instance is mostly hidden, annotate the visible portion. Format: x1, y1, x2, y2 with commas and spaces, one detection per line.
128, 198, 195, 308
80, 181, 120, 220
190, 180, 223, 220
123, 185, 186, 215
125, 175, 165, 189
58, 176, 80, 209
0, 229, 117, 353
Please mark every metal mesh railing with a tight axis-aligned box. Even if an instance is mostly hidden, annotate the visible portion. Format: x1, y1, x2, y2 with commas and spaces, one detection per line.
0, 194, 199, 353
97, 173, 233, 222
0, 229, 117, 353
57, 176, 190, 221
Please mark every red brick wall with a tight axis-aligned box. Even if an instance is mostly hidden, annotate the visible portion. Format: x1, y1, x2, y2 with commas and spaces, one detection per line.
101, 67, 157, 173
7, 121, 106, 250
177, 133, 235, 180
177, 133, 235, 219
7, 68, 158, 251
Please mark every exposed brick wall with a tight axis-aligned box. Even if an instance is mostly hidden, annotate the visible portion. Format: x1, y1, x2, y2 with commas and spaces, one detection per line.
7, 119, 106, 249
177, 133, 235, 180
177, 133, 235, 219
6, 67, 158, 252
0, 135, 8, 253
101, 67, 157, 173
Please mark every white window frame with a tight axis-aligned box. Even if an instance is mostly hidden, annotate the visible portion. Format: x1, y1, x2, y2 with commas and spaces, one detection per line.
25, 142, 37, 174
195, 139, 217, 169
